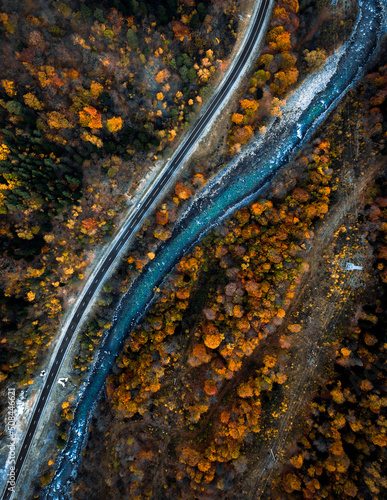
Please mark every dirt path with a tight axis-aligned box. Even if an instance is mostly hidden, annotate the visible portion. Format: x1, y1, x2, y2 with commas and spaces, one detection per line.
235, 158, 384, 498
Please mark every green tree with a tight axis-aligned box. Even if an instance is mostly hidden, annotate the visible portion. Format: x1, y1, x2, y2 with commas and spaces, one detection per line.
131, 0, 139, 15
126, 29, 138, 49
80, 4, 92, 19
197, 3, 207, 22
166, 0, 177, 17
157, 6, 168, 25
188, 67, 197, 83
6, 101, 23, 116
94, 8, 105, 23
190, 13, 200, 30
179, 66, 189, 83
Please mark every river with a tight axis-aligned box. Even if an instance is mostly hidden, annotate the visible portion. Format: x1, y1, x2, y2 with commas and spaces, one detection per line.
43, 1, 385, 498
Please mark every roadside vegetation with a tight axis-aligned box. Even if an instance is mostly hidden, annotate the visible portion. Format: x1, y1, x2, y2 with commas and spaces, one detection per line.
0, 0, 241, 403
0, 0, 358, 395
227, 0, 358, 154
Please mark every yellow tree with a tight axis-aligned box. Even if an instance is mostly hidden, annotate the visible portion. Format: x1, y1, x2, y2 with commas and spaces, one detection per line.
23, 92, 43, 110
47, 111, 73, 129
106, 116, 123, 133
79, 106, 102, 129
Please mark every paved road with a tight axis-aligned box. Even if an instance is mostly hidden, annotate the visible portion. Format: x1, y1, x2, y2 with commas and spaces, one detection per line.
1, 0, 272, 497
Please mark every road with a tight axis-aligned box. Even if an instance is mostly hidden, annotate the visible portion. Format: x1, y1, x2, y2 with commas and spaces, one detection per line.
1, 0, 273, 497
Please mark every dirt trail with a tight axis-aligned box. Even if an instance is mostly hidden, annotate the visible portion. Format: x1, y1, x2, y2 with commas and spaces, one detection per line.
236, 158, 384, 499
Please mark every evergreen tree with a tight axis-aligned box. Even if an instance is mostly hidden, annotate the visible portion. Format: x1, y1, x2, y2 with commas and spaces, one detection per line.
190, 13, 200, 30
126, 28, 139, 49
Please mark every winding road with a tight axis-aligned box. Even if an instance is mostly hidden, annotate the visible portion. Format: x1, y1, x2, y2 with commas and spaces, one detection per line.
1, 1, 274, 498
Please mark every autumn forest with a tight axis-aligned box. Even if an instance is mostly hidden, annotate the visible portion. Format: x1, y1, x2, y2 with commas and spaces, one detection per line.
0, 0, 386, 499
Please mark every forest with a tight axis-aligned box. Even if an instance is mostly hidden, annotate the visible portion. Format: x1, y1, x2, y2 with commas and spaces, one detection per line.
58, 4, 386, 497
69, 58, 386, 498
0, 0, 385, 498
68, 0, 360, 377
0, 0, 240, 394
